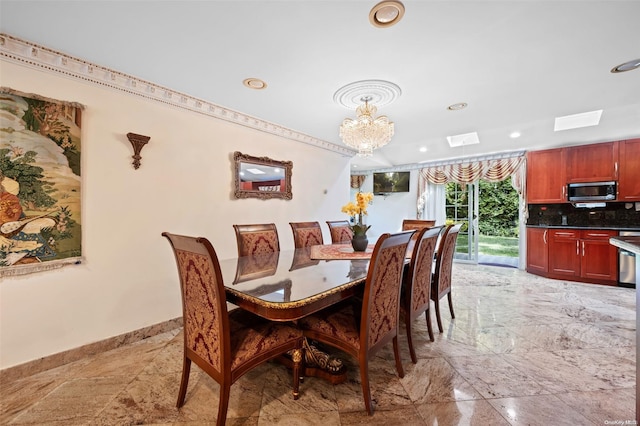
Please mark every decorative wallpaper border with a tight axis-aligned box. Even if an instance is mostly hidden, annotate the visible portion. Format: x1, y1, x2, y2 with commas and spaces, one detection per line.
0, 33, 355, 157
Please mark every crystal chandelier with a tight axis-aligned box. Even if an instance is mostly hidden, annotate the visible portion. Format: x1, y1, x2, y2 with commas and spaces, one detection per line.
339, 96, 394, 157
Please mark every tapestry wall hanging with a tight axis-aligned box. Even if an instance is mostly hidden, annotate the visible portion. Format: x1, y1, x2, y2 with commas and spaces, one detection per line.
0, 88, 83, 277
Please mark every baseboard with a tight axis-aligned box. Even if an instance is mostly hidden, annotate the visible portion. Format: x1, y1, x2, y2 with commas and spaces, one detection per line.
0, 317, 183, 383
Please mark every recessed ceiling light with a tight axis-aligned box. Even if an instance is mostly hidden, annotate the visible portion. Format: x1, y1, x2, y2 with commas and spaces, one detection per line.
447, 102, 468, 111
611, 59, 640, 73
447, 132, 480, 147
554, 110, 602, 131
419, 146, 427, 152
243, 78, 267, 90
369, 1, 405, 28
510, 131, 521, 139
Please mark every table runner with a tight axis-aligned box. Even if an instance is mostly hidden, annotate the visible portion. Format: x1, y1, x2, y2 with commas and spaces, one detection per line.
310, 244, 375, 260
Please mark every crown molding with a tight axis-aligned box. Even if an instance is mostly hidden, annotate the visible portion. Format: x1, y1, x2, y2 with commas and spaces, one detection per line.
0, 33, 355, 157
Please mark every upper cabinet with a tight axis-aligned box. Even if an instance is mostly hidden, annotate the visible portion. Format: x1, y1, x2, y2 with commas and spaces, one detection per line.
618, 138, 640, 201
526, 149, 566, 203
527, 139, 640, 203
565, 142, 618, 183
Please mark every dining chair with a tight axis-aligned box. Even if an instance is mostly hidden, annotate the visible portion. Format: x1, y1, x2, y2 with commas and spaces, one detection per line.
233, 223, 280, 257
162, 232, 304, 426
402, 226, 443, 363
289, 221, 324, 248
401, 219, 436, 231
298, 231, 414, 415
431, 223, 463, 333
326, 220, 353, 244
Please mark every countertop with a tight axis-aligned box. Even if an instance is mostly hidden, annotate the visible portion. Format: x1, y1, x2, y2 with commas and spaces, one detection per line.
527, 225, 640, 232
609, 236, 640, 255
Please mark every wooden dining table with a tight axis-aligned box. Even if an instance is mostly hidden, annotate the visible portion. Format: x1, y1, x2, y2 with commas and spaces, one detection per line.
219, 247, 370, 321
218, 246, 371, 383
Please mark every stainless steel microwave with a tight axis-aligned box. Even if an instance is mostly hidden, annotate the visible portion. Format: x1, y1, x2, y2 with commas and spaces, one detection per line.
567, 181, 617, 201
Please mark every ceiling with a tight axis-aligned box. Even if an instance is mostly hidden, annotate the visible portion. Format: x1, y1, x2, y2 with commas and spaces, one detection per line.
2, 1, 639, 172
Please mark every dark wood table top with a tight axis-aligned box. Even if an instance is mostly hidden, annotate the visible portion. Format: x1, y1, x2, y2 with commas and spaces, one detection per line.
218, 248, 370, 321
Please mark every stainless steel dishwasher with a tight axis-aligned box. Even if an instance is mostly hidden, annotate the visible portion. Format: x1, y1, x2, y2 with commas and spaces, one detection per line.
619, 231, 639, 287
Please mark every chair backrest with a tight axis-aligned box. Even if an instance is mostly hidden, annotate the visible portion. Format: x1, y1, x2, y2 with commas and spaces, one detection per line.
162, 232, 229, 376
405, 226, 443, 314
233, 223, 280, 257
360, 231, 414, 353
289, 221, 324, 248
326, 220, 353, 244
402, 219, 436, 231
433, 223, 463, 299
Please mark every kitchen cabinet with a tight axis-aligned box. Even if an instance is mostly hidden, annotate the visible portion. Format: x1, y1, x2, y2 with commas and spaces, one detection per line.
565, 142, 619, 183
526, 227, 548, 274
526, 149, 566, 203
580, 230, 619, 281
618, 138, 640, 201
544, 228, 618, 284
548, 230, 580, 278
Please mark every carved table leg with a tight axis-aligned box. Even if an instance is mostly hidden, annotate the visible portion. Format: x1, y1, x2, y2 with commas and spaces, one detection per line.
283, 338, 347, 384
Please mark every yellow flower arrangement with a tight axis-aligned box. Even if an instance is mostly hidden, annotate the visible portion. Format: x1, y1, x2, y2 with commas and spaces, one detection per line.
341, 192, 374, 236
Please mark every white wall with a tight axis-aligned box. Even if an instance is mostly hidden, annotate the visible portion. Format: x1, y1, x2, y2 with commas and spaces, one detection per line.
351, 171, 419, 240
0, 60, 353, 369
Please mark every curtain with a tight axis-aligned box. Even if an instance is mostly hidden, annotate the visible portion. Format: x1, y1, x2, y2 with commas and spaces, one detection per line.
350, 175, 366, 190
417, 155, 526, 223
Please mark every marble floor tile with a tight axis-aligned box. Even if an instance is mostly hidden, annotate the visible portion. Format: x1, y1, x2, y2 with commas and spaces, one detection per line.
1, 263, 635, 425
487, 394, 595, 426
415, 399, 511, 426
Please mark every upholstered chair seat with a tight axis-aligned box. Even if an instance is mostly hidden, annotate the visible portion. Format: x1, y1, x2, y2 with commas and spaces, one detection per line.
431, 223, 463, 332
299, 231, 413, 415
326, 220, 353, 244
162, 232, 303, 426
233, 223, 280, 256
289, 221, 324, 248
401, 226, 443, 363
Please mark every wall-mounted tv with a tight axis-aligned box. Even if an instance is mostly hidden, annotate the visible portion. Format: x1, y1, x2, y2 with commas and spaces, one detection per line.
373, 171, 410, 194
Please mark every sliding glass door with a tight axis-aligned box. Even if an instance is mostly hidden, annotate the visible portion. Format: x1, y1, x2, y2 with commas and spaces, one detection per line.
445, 182, 479, 262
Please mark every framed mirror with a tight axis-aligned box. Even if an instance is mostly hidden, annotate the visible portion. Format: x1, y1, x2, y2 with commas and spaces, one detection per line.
233, 151, 292, 200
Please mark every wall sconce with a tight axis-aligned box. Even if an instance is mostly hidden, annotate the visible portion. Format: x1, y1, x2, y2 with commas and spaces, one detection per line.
126, 132, 150, 169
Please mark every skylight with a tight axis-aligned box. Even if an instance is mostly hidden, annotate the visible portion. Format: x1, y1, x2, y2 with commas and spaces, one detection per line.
446, 132, 480, 147
554, 110, 603, 131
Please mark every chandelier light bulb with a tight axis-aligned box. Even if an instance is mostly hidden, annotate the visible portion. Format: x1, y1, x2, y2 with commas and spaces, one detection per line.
339, 98, 394, 157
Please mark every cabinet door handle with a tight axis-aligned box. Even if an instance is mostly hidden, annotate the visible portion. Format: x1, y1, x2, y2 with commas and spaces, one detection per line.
576, 240, 580, 255
562, 186, 565, 200
615, 161, 618, 177
582, 241, 585, 256
543, 229, 547, 244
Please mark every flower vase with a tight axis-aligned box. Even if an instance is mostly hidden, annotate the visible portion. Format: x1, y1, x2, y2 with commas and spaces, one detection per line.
351, 233, 368, 252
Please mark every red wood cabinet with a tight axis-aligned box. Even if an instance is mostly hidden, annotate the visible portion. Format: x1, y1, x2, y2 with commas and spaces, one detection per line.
526, 149, 566, 203
565, 142, 619, 183
526, 227, 548, 274
618, 138, 640, 201
548, 230, 580, 278
535, 228, 618, 284
580, 230, 618, 282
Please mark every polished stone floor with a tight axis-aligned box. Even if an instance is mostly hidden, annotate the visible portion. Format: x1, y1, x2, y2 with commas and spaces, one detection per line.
1, 264, 636, 425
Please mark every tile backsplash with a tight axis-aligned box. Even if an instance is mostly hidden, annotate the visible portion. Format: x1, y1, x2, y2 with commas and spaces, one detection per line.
527, 202, 640, 228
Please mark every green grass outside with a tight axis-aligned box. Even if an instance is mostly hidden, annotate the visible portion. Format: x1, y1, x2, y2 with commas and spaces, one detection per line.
455, 234, 519, 257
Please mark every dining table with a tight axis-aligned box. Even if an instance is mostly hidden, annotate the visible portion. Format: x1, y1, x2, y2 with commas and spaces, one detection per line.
218, 246, 372, 383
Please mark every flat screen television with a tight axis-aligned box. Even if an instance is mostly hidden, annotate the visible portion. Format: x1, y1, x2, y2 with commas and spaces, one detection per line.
373, 171, 410, 194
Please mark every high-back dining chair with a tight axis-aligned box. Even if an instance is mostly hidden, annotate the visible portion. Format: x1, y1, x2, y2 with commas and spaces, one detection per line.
401, 219, 436, 231
326, 220, 353, 244
162, 232, 304, 426
298, 231, 414, 415
431, 223, 463, 333
233, 223, 280, 257
402, 226, 443, 363
289, 221, 324, 248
